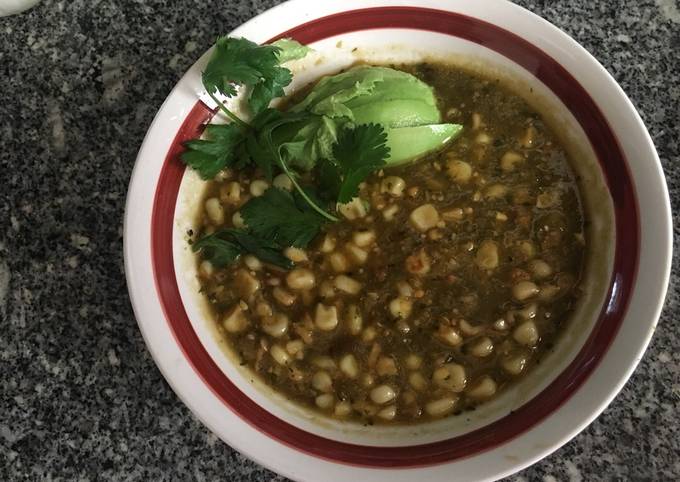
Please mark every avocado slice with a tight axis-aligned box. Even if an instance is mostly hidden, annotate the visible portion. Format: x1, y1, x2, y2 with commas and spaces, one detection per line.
385, 123, 463, 166
351, 100, 441, 129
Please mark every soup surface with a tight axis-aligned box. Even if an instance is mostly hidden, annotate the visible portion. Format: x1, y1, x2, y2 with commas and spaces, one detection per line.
193, 63, 586, 424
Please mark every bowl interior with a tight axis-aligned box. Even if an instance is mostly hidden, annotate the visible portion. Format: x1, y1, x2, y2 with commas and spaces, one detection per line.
172, 31, 615, 446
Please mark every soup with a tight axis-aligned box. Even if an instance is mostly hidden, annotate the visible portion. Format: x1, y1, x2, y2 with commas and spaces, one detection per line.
192, 62, 586, 424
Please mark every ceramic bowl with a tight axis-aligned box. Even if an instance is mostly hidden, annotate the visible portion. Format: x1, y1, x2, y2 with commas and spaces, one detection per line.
124, 1, 672, 480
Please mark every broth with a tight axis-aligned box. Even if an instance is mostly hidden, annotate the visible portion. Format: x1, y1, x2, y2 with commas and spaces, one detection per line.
193, 62, 586, 424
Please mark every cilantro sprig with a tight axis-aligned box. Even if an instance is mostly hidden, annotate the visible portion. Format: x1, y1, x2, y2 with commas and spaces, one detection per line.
319, 124, 390, 204
184, 37, 391, 270
192, 228, 293, 270
202, 37, 292, 118
241, 187, 328, 247
192, 186, 329, 270
183, 37, 338, 221
181, 123, 245, 179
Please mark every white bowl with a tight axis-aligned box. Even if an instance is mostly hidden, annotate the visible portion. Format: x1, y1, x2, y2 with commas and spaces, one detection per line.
124, 1, 672, 480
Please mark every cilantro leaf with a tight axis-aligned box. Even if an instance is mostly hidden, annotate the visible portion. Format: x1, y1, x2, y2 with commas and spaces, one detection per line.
249, 68, 293, 115
316, 158, 342, 202
202, 36, 294, 115
242, 108, 287, 180
225, 230, 293, 269
252, 107, 286, 129
243, 130, 274, 179
240, 187, 327, 248
331, 124, 390, 203
202, 37, 267, 97
192, 233, 243, 267
255, 111, 339, 221
192, 229, 293, 270
181, 109, 287, 180
181, 123, 245, 179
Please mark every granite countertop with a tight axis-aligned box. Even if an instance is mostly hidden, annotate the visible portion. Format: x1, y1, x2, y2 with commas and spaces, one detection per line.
1, 0, 678, 480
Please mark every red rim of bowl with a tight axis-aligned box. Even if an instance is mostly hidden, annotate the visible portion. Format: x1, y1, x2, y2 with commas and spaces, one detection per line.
150, 6, 639, 468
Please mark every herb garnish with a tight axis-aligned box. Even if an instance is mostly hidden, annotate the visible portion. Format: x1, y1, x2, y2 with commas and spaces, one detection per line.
192, 229, 293, 270
181, 123, 245, 179
182, 36, 444, 270
182, 37, 343, 221
240, 187, 328, 248
202, 37, 291, 119
327, 123, 390, 204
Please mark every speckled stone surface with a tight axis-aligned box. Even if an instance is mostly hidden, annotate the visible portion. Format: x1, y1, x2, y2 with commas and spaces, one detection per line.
0, 0, 678, 480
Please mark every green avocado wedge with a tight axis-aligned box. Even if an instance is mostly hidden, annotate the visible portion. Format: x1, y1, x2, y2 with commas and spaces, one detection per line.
350, 99, 441, 128
384, 123, 463, 166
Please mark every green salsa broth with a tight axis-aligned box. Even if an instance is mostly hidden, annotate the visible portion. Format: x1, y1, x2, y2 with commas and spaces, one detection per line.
194, 62, 586, 424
